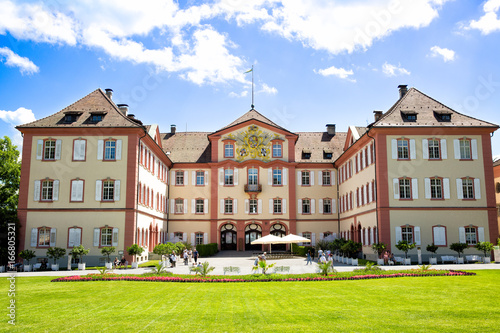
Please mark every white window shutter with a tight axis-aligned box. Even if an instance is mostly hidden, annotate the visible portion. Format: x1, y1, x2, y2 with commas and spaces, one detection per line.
184, 199, 188, 214
258, 199, 262, 214
191, 233, 195, 245
331, 199, 335, 213
95, 180, 102, 201
395, 227, 402, 244
393, 179, 400, 199
319, 199, 323, 214
319, 233, 324, 241
310, 171, 314, 185
459, 227, 466, 243
318, 171, 323, 186
268, 169, 272, 185
370, 228, 374, 245
357, 154, 361, 171
478, 227, 485, 242
283, 168, 288, 185
191, 199, 196, 214
94, 228, 100, 246
114, 180, 120, 201
362, 149, 367, 168
443, 178, 450, 199
297, 171, 301, 186
234, 168, 238, 185
203, 233, 208, 244
52, 180, 59, 201
205, 171, 209, 184
31, 228, 38, 247
311, 233, 316, 246
170, 170, 175, 185
169, 233, 174, 241
73, 140, 80, 160
36, 140, 43, 159
412, 178, 418, 199
363, 185, 367, 204
219, 168, 224, 186
424, 178, 431, 199
184, 171, 188, 185
410, 139, 416, 159
474, 178, 481, 199
75, 228, 81, 246
367, 147, 372, 165
269, 199, 273, 214
233, 199, 238, 214
471, 139, 478, 160
55, 139, 62, 160
365, 228, 369, 246
414, 226, 421, 245
97, 140, 104, 160
204, 199, 208, 214
311, 199, 315, 214
441, 139, 447, 159
298, 199, 302, 214
434, 227, 446, 246
116, 140, 122, 160
391, 139, 398, 159
112, 228, 119, 246
182, 232, 187, 242
422, 139, 429, 159
331, 171, 335, 185
245, 199, 249, 214
454, 139, 460, 159
34, 180, 41, 201
68, 228, 75, 247
353, 191, 357, 208
192, 171, 196, 185
220, 199, 224, 214
456, 178, 464, 199
367, 183, 372, 202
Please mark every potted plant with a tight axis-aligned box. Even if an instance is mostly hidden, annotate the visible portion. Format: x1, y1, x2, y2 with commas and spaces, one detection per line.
475, 241, 494, 263
19, 249, 36, 272
372, 242, 387, 265
395, 240, 415, 265
426, 244, 439, 265
100, 246, 116, 269
46, 247, 66, 271
153, 243, 172, 268
127, 244, 144, 269
69, 245, 90, 270
449, 242, 468, 264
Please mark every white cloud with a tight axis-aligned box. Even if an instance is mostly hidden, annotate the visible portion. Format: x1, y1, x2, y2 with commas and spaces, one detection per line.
468, 0, 500, 34
315, 65, 355, 82
0, 47, 39, 74
429, 46, 456, 62
0, 107, 36, 126
382, 62, 410, 77
229, 90, 248, 98
258, 83, 278, 95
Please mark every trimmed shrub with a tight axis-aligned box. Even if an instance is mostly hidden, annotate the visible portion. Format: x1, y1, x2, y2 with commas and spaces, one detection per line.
195, 243, 218, 257
292, 244, 310, 256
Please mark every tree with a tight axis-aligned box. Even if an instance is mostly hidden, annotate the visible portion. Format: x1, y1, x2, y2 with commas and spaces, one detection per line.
341, 240, 361, 258
371, 243, 387, 258
19, 249, 36, 265
100, 246, 116, 263
126, 244, 144, 259
153, 243, 172, 261
395, 240, 416, 259
449, 243, 468, 258
475, 241, 494, 258
69, 245, 90, 263
0, 136, 21, 265
47, 247, 66, 264
426, 244, 439, 258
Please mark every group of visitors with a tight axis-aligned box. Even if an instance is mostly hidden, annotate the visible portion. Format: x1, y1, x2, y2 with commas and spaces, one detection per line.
383, 251, 396, 265
306, 248, 334, 266
254, 252, 267, 267
113, 256, 128, 269
169, 248, 199, 268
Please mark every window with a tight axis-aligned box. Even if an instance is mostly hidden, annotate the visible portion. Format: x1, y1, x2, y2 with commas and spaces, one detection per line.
399, 178, 411, 199
397, 139, 409, 159
102, 180, 114, 201
73, 139, 86, 161
224, 169, 234, 186
302, 171, 310, 186
273, 169, 282, 185
323, 199, 332, 214
323, 152, 333, 159
104, 140, 116, 160
196, 171, 205, 186
322, 171, 331, 185
64, 114, 77, 123
68, 227, 82, 248
248, 168, 258, 185
302, 199, 311, 214
175, 199, 184, 214
465, 227, 477, 245
273, 199, 282, 214
428, 139, 440, 159
195, 233, 204, 245
176, 171, 184, 185
70, 179, 84, 202
249, 199, 258, 214
224, 142, 234, 158
44, 140, 56, 160
174, 232, 184, 241
38, 227, 51, 247
272, 143, 282, 158
91, 114, 103, 122
402, 226, 413, 243
302, 232, 311, 242
41, 180, 54, 201
302, 151, 311, 159
195, 199, 204, 214
459, 139, 471, 159
430, 178, 442, 199
101, 227, 113, 246
432, 226, 446, 246
224, 199, 233, 214
462, 178, 474, 199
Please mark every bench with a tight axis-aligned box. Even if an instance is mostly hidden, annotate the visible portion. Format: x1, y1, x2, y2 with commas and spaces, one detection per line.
465, 255, 481, 264
441, 256, 457, 264
273, 266, 290, 274
394, 257, 405, 265
223, 266, 241, 275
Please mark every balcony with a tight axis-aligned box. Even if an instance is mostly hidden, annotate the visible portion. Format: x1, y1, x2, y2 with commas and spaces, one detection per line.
244, 184, 262, 193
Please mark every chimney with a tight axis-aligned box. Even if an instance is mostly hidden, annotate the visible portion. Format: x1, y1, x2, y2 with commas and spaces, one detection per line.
398, 85, 408, 99
326, 124, 336, 136
105, 88, 113, 99
373, 111, 383, 122
171, 124, 176, 134
117, 104, 128, 116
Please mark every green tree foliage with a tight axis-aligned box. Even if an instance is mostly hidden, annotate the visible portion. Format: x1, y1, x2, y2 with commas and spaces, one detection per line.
426, 244, 439, 257
47, 247, 66, 264
449, 242, 468, 258
395, 240, 416, 259
371, 243, 387, 257
100, 246, 116, 263
475, 241, 494, 258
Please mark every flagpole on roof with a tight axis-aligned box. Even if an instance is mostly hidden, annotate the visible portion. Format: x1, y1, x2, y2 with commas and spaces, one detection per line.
244, 66, 254, 109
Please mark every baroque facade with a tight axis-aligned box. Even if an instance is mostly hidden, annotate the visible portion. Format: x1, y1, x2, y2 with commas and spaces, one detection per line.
17, 85, 499, 265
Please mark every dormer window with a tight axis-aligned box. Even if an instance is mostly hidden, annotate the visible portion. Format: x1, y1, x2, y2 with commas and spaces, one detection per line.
323, 150, 333, 159
401, 111, 417, 122
63, 111, 82, 123
90, 111, 107, 123
434, 111, 452, 122
302, 150, 311, 159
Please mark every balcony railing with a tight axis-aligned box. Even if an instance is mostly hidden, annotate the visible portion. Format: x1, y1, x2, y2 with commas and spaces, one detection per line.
244, 184, 262, 193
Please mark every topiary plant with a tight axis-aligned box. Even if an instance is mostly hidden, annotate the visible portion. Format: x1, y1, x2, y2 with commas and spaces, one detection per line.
426, 244, 438, 258
449, 242, 468, 258
371, 243, 387, 258
100, 246, 116, 263
395, 240, 416, 259
475, 241, 494, 258
47, 247, 66, 264
19, 249, 36, 265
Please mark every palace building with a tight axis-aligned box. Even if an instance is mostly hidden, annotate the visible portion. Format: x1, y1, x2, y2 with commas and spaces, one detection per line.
17, 85, 499, 266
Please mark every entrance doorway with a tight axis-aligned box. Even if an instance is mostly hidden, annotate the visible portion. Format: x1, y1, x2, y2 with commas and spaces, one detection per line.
220, 224, 237, 251
245, 223, 262, 251
270, 223, 287, 251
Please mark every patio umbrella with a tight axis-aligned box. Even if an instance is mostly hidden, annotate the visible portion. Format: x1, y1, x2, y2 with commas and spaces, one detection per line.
251, 234, 282, 253
276, 234, 311, 253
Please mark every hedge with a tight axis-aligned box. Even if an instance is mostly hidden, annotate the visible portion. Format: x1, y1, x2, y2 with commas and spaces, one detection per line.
195, 243, 218, 257
292, 244, 313, 256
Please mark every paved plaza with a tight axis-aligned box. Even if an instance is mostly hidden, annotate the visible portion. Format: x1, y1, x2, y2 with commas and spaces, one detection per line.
4, 251, 500, 278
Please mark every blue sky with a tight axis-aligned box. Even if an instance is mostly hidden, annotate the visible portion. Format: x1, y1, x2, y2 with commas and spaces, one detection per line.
1, 0, 500, 158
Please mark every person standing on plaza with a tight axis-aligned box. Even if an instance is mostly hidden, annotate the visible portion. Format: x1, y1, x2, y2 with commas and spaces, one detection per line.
306, 249, 312, 265
317, 248, 323, 262
188, 249, 193, 263
311, 247, 315, 261
193, 248, 199, 263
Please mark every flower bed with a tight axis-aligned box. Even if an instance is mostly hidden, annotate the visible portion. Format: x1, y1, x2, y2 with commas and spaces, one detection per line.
52, 270, 475, 283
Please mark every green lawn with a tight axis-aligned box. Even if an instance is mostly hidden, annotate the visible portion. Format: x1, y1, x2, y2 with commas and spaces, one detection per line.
2, 270, 499, 332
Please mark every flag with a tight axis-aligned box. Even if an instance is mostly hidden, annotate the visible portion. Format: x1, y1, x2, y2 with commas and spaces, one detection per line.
244, 68, 253, 73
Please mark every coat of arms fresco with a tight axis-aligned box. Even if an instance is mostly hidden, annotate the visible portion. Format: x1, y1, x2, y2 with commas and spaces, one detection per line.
224, 125, 282, 162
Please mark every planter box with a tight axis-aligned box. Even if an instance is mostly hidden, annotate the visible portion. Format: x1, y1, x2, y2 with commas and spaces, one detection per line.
404, 258, 411, 265
429, 257, 437, 265
343, 257, 348, 264
351, 259, 358, 266
484, 257, 491, 264
51, 264, 59, 271
105, 262, 113, 269
0, 266, 5, 273
377, 259, 385, 266
78, 263, 86, 270
457, 257, 464, 264
347, 258, 352, 265
24, 265, 31, 272
131, 262, 138, 269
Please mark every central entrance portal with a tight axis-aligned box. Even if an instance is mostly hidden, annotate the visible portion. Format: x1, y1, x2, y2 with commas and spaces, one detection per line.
245, 223, 262, 251
220, 224, 237, 251
270, 223, 287, 251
